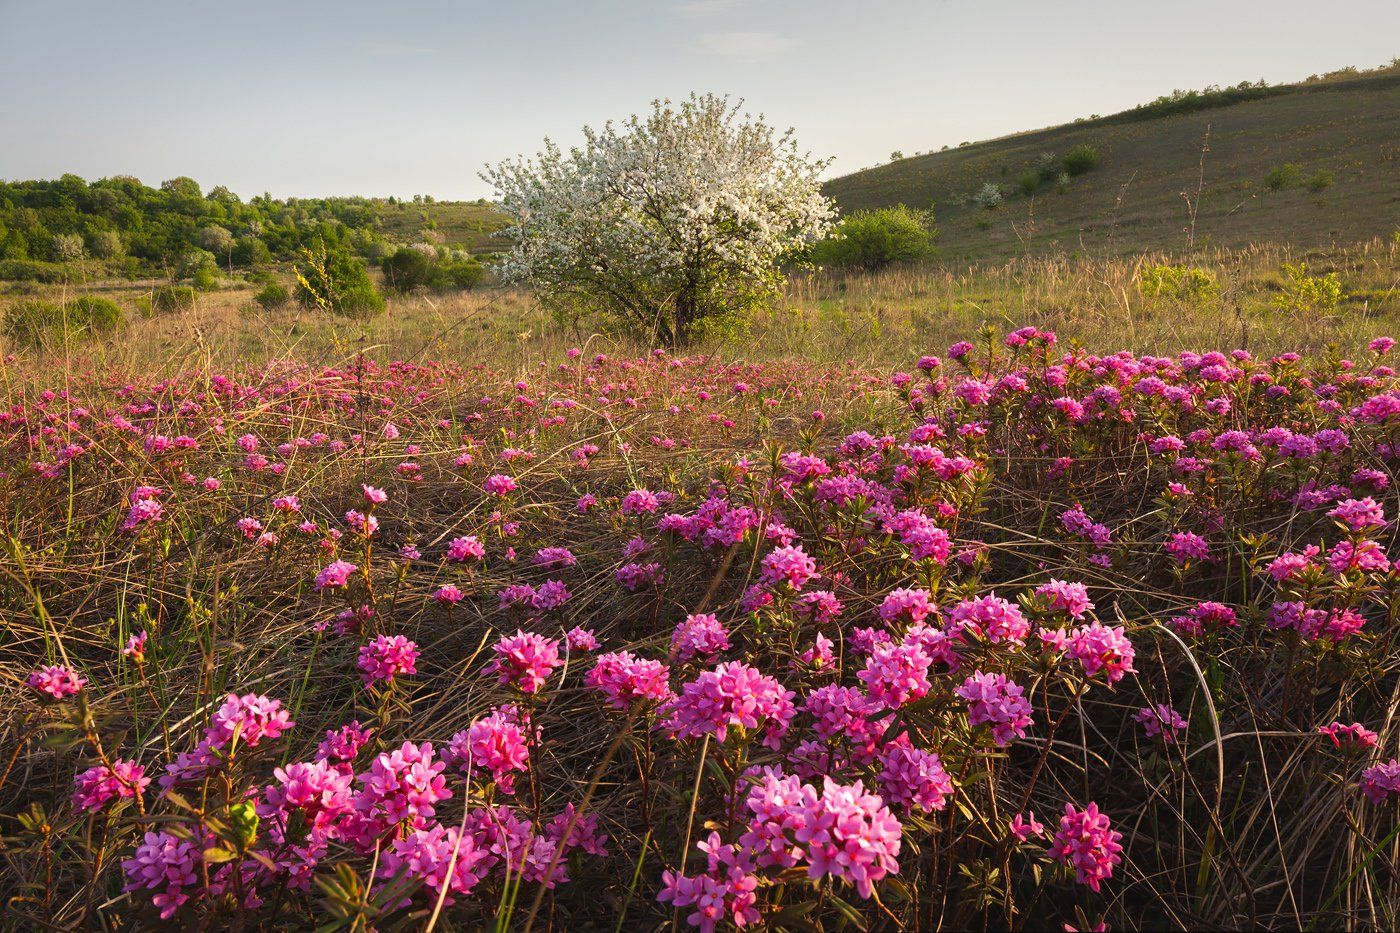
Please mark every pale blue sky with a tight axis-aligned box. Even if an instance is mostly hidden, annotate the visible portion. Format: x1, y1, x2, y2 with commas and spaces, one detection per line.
1, 0, 1395, 200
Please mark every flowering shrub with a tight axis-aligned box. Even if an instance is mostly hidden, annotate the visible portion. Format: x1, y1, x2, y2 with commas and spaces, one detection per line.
6, 330, 1400, 929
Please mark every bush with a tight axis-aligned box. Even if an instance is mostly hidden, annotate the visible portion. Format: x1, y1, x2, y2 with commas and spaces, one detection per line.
151, 285, 197, 314
1061, 145, 1100, 175
1273, 262, 1341, 314
1265, 163, 1304, 191
1016, 172, 1039, 197
0, 259, 69, 283
53, 233, 85, 262
232, 237, 271, 267
1138, 264, 1219, 303
436, 257, 485, 290
253, 282, 289, 310
295, 242, 385, 317
972, 183, 1004, 210
381, 247, 435, 293
812, 205, 936, 271
191, 266, 219, 291
1308, 169, 1335, 192
3, 295, 123, 347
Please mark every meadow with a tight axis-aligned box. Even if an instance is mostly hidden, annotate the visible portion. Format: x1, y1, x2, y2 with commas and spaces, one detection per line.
2, 234, 1400, 930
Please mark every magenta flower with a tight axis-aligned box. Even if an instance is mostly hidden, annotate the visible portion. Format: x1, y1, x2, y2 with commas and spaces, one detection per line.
73, 759, 150, 813
587, 651, 673, 710
1068, 622, 1136, 684
486, 630, 563, 693
27, 664, 87, 700
662, 661, 795, 748
122, 830, 201, 919
357, 635, 420, 686
956, 671, 1033, 745
1361, 761, 1400, 804
1050, 802, 1122, 891
446, 535, 485, 562
759, 544, 818, 591
1135, 704, 1188, 742
877, 743, 953, 813
314, 559, 358, 590
483, 473, 517, 496
448, 706, 531, 793
670, 612, 731, 663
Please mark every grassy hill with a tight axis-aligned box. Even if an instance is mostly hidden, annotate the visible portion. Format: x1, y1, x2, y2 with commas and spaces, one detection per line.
370, 199, 511, 253
823, 70, 1400, 261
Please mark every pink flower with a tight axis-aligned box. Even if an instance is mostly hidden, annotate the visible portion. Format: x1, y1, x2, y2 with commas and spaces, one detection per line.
797, 777, 903, 899
433, 584, 465, 605
1050, 802, 1122, 891
858, 642, 932, 709
351, 741, 451, 835
448, 706, 531, 793
122, 630, 149, 663
483, 474, 517, 496
956, 671, 1033, 745
73, 759, 150, 813
1036, 580, 1094, 619
123, 830, 201, 919
206, 692, 294, 748
446, 535, 485, 562
1319, 721, 1379, 749
659, 832, 761, 932
314, 559, 358, 590
1068, 623, 1136, 684
1164, 531, 1209, 565
670, 613, 731, 663
1009, 811, 1045, 842
1328, 497, 1387, 532
361, 484, 388, 504
878, 587, 934, 628
565, 626, 599, 651
1361, 761, 1400, 804
662, 661, 795, 748
1135, 704, 1188, 742
358, 635, 420, 686
486, 631, 563, 694
380, 824, 489, 906
317, 721, 373, 762
28, 664, 87, 700
877, 743, 953, 812
587, 651, 673, 710
759, 544, 818, 591
948, 594, 1030, 644
620, 488, 660, 515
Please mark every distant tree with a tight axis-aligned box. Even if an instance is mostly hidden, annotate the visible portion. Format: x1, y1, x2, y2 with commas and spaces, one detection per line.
482, 92, 835, 344
813, 205, 935, 271
53, 233, 85, 262
972, 183, 1004, 210
1016, 172, 1040, 197
160, 176, 203, 199
890, 151, 905, 161
90, 230, 124, 259
1308, 169, 1335, 192
295, 241, 384, 316
198, 224, 235, 257
1265, 163, 1304, 191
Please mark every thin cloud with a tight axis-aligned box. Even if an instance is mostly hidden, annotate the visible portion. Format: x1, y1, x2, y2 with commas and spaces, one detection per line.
692, 31, 798, 61
367, 43, 433, 58
676, 0, 749, 16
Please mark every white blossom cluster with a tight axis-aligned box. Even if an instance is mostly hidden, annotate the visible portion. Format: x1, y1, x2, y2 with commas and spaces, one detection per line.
482, 93, 835, 342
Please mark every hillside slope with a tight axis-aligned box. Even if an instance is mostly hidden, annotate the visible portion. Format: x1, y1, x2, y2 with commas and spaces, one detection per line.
823, 73, 1400, 260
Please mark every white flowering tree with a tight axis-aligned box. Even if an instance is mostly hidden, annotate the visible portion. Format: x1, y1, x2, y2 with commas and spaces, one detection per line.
482, 93, 835, 344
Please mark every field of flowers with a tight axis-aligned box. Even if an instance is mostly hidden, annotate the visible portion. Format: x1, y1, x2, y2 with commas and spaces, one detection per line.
4, 326, 1400, 930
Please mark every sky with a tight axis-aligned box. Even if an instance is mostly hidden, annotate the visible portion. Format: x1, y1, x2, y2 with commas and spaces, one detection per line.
1, 0, 1396, 201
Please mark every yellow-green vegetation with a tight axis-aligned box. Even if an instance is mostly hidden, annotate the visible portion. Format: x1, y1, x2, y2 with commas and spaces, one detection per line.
4, 237, 1395, 368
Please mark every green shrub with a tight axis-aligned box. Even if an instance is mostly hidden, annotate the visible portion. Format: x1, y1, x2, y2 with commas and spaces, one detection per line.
191, 266, 220, 291
1016, 172, 1039, 197
253, 282, 290, 310
381, 247, 436, 293
436, 257, 485, 290
4, 295, 124, 347
1138, 264, 1219, 303
0, 259, 69, 283
295, 242, 385, 317
1273, 262, 1341, 314
1308, 169, 1334, 192
1061, 145, 1100, 175
812, 205, 935, 272
1265, 163, 1304, 191
151, 285, 197, 314
1033, 152, 1060, 182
